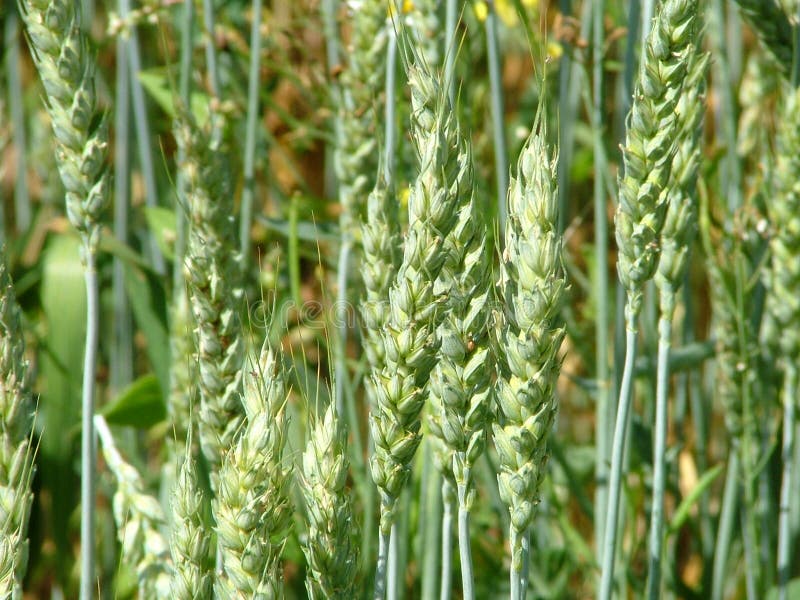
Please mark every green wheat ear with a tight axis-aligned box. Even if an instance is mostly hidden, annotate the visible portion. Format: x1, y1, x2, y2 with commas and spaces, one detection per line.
20, 0, 109, 258
215, 342, 293, 598
615, 0, 701, 321
766, 87, 800, 361
369, 62, 466, 532
732, 0, 794, 78
301, 402, 360, 599
0, 252, 35, 599
493, 119, 567, 571
176, 115, 246, 482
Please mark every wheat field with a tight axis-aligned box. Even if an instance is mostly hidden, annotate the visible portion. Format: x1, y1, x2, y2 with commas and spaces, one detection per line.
0, 0, 798, 598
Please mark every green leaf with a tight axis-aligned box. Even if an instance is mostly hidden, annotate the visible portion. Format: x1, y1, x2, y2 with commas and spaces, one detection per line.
138, 68, 210, 123
766, 579, 800, 600
668, 463, 724, 534
143, 206, 177, 261
256, 214, 339, 243
101, 374, 166, 428
38, 233, 85, 570
123, 262, 170, 399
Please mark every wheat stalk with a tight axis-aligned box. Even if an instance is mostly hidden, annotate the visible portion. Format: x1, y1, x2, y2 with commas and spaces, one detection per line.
601, 1, 701, 595
0, 253, 35, 599
704, 204, 767, 596
333, 0, 389, 411
301, 402, 359, 599
425, 102, 492, 600
20, 3, 110, 595
648, 46, 709, 598
369, 62, 465, 599
493, 119, 566, 599
215, 342, 293, 598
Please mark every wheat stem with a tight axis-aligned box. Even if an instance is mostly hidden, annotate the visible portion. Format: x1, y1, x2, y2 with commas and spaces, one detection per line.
440, 481, 454, 600
112, 29, 133, 392
80, 254, 99, 600
711, 453, 740, 600
778, 363, 797, 600
591, 0, 611, 570
599, 327, 636, 600
647, 314, 671, 599
457, 483, 474, 600
374, 529, 390, 600
485, 0, 508, 231
202, 0, 220, 97
239, 0, 263, 264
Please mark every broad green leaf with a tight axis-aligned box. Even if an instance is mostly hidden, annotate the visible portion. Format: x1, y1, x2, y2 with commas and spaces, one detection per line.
143, 206, 177, 261
101, 374, 166, 428
38, 233, 84, 567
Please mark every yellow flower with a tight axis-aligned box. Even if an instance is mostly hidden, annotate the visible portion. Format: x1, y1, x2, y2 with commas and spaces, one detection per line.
474, 0, 540, 27
474, 1, 488, 22
547, 40, 563, 60
400, 186, 410, 209
387, 0, 414, 17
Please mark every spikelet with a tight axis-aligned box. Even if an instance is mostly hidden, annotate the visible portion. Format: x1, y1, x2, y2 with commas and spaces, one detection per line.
368, 64, 465, 532
0, 254, 34, 599
732, 0, 794, 77
177, 116, 245, 478
300, 403, 359, 599
426, 122, 493, 510
615, 0, 700, 321
336, 0, 388, 232
169, 447, 213, 600
655, 50, 710, 314
361, 181, 402, 401
215, 343, 293, 598
20, 0, 109, 260
492, 123, 567, 570
95, 416, 171, 599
